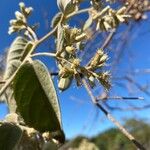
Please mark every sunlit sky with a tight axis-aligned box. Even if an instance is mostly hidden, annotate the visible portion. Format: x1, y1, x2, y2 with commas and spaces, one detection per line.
0, 0, 150, 139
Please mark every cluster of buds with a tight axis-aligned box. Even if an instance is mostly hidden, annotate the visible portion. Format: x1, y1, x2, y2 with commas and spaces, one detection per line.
56, 20, 111, 91
8, 2, 33, 35
58, 57, 82, 90
86, 71, 111, 90
125, 0, 150, 21
63, 25, 87, 44
89, 49, 108, 69
94, 6, 130, 31
57, 25, 87, 90
83, 4, 130, 32
58, 59, 82, 91
56, 25, 87, 57
85, 49, 111, 90
83, 5, 130, 32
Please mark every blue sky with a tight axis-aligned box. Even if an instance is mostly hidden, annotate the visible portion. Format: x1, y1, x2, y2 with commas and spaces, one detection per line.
0, 0, 150, 139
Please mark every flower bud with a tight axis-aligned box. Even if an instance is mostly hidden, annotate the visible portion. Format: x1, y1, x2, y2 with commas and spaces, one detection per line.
65, 46, 76, 54
9, 19, 17, 26
75, 33, 87, 42
25, 7, 33, 16
15, 11, 24, 20
58, 77, 72, 91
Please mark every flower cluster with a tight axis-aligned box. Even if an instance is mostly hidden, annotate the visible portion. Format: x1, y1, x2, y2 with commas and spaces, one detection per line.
8, 2, 33, 35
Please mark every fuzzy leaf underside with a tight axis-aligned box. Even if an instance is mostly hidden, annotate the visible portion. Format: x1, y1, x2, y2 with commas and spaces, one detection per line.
13, 60, 62, 133
4, 36, 32, 80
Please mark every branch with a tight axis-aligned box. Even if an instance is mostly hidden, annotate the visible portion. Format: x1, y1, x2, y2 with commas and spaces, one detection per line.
31, 52, 56, 58
66, 8, 92, 19
101, 29, 116, 49
26, 25, 38, 41
36, 21, 61, 46
98, 96, 144, 100
50, 72, 59, 76
0, 81, 5, 84
82, 79, 146, 150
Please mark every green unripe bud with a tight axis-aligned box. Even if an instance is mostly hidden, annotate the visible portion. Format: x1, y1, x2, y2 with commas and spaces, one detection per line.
58, 77, 72, 91
65, 46, 76, 54
19, 2, 25, 9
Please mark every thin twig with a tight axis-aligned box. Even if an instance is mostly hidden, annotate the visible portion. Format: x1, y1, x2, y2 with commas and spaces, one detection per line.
36, 14, 64, 46
66, 8, 92, 19
82, 79, 146, 150
50, 72, 58, 76
0, 81, 5, 84
37, 23, 60, 46
101, 29, 116, 49
31, 52, 73, 66
98, 96, 144, 100
93, 6, 110, 20
26, 26, 38, 41
31, 52, 56, 58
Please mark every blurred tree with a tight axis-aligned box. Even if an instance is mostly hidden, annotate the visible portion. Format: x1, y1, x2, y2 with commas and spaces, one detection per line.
92, 119, 150, 150
63, 119, 150, 150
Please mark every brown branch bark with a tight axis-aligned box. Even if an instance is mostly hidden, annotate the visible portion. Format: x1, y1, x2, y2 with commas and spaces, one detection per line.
82, 79, 146, 150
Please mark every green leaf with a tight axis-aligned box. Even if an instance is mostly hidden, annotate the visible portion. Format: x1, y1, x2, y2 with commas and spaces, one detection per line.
0, 123, 22, 150
3, 37, 33, 112
13, 60, 63, 133
4, 36, 33, 80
